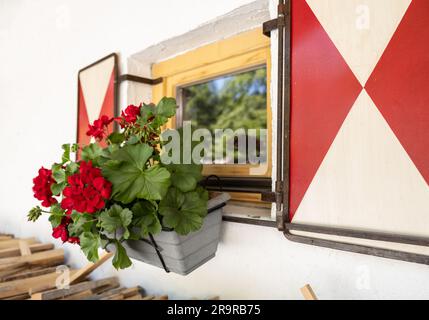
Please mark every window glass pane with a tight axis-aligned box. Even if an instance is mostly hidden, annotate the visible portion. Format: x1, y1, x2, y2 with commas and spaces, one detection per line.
180, 66, 267, 164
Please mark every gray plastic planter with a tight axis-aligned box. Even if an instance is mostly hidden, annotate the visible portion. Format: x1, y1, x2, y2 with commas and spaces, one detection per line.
115, 193, 229, 275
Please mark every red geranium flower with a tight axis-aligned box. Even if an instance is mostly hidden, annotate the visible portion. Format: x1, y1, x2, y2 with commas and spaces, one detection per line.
61, 161, 111, 214
121, 104, 140, 124
86, 115, 113, 140
32, 167, 57, 207
68, 236, 80, 244
114, 104, 142, 128
52, 217, 80, 244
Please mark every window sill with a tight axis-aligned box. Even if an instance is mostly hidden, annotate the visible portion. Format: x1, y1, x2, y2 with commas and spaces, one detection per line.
221, 200, 276, 228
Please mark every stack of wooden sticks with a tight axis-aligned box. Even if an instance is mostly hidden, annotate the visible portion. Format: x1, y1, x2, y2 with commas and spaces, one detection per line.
0, 234, 169, 300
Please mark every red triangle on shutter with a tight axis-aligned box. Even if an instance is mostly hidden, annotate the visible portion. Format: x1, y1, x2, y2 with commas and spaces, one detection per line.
366, 0, 429, 186
289, 0, 362, 220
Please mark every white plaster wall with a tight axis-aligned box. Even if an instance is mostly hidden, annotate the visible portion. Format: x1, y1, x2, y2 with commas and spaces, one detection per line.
1, 0, 429, 300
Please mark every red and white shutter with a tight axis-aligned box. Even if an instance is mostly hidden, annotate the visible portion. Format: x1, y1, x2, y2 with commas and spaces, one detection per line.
289, 0, 429, 255
77, 54, 117, 148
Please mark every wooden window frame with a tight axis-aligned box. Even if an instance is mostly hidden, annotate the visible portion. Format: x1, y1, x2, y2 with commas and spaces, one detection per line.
151, 28, 272, 179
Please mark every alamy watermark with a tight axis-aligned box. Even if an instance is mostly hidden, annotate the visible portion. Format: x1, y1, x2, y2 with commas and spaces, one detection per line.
160, 121, 269, 175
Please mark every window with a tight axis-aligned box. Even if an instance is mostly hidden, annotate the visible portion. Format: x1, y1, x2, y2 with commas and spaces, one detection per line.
178, 66, 267, 166
152, 28, 272, 221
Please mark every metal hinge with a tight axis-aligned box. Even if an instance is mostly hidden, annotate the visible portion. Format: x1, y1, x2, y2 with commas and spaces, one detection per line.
118, 74, 163, 85
262, 2, 289, 37
275, 180, 285, 230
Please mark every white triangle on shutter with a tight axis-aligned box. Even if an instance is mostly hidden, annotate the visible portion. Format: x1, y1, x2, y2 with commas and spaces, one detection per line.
306, 0, 411, 86
293, 90, 429, 237
79, 56, 115, 124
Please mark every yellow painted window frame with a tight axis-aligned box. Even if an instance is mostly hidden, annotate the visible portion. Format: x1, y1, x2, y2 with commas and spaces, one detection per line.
152, 28, 272, 178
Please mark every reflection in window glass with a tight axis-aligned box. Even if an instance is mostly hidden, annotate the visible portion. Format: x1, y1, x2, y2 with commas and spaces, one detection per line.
180, 67, 267, 164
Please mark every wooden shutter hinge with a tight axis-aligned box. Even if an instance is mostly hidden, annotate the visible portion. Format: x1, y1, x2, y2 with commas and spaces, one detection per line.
118, 74, 163, 85
262, 1, 290, 37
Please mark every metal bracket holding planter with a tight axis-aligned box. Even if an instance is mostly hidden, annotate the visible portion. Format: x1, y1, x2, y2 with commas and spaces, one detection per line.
265, 0, 429, 265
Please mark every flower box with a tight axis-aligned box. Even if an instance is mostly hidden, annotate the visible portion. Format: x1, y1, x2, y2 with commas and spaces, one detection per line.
108, 193, 229, 275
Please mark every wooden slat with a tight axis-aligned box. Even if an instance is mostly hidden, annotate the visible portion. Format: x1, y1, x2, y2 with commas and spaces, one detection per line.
0, 236, 13, 241
91, 283, 120, 295
0, 249, 64, 268
0, 267, 32, 282
0, 270, 77, 299
103, 287, 142, 300
0, 243, 54, 259
4, 293, 30, 300
300, 284, 318, 300
121, 287, 142, 298
63, 289, 93, 300
19, 241, 32, 256
69, 251, 113, 284
105, 293, 124, 300
93, 287, 125, 300
31, 277, 119, 300
1, 266, 59, 282
0, 238, 37, 250
0, 262, 27, 273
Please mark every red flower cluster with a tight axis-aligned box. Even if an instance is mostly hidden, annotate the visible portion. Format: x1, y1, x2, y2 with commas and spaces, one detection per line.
52, 217, 79, 244
86, 115, 113, 140
121, 104, 140, 124
61, 161, 112, 214
32, 167, 58, 207
114, 104, 142, 128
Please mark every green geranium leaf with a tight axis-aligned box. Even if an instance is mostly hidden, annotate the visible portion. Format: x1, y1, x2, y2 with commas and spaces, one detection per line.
120, 209, 133, 228
159, 187, 208, 235
79, 232, 101, 263
139, 103, 155, 123
48, 204, 66, 227
51, 182, 66, 196
97, 144, 119, 165
126, 135, 140, 145
81, 143, 103, 166
156, 97, 177, 118
68, 212, 94, 237
100, 204, 133, 236
112, 240, 132, 270
100, 212, 121, 233
99, 205, 121, 233
51, 182, 67, 196
70, 210, 81, 222
71, 143, 79, 153
61, 144, 71, 164
120, 206, 133, 240
195, 186, 209, 202
132, 201, 162, 237
102, 144, 171, 203
108, 132, 125, 144
51, 164, 66, 184
151, 97, 177, 128
166, 164, 203, 192
49, 214, 63, 228
51, 203, 65, 215
65, 162, 79, 176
